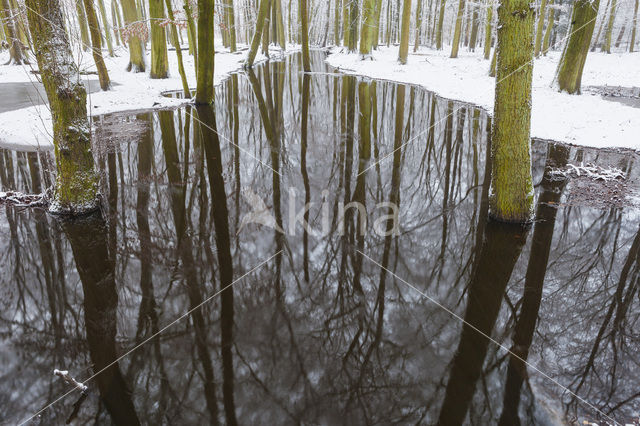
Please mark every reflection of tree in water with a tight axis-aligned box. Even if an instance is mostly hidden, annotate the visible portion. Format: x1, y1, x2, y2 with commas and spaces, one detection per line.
0, 53, 639, 424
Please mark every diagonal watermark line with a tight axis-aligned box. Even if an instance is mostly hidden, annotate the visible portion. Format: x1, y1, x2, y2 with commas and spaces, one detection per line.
18, 251, 282, 426
184, 109, 283, 178
357, 249, 620, 426
357, 0, 624, 178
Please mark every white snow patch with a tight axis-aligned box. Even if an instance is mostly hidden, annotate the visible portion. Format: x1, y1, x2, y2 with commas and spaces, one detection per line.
326, 46, 640, 151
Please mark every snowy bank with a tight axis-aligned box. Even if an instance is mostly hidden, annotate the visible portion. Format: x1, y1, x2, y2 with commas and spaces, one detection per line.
0, 44, 297, 151
326, 46, 640, 152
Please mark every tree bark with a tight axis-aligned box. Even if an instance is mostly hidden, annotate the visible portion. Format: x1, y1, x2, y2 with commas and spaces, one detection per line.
300, 0, 311, 70
121, 0, 146, 71
436, 0, 446, 49
360, 0, 378, 56
631, 0, 639, 52
602, 0, 616, 53
483, 0, 493, 59
25, 0, 99, 215
164, 0, 191, 97
97, 0, 115, 56
534, 0, 547, 56
246, 0, 271, 67
490, 0, 535, 222
1, 0, 27, 64
541, 0, 554, 54
413, 0, 423, 51
75, 0, 91, 51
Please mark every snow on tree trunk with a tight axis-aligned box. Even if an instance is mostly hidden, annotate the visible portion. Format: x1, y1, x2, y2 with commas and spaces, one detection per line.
555, 0, 599, 94
2, 0, 27, 65
25, 0, 99, 215
490, 0, 535, 222
534, 0, 547, 57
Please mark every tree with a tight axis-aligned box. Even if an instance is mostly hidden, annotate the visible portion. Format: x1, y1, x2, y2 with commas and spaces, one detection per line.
195, 0, 215, 104
149, 0, 169, 78
398, 0, 412, 62
450, 0, 466, 57
25, 0, 99, 215
1, 0, 27, 64
541, 0, 554, 55
631, 0, 639, 52
483, 0, 493, 59
334, 0, 342, 45
246, 0, 270, 67
75, 0, 91, 51
435, 0, 446, 49
360, 0, 377, 56
555, 0, 599, 94
413, 0, 424, 51
301, 0, 311, 70
490, 0, 535, 222
164, 0, 190, 97
602, 0, 616, 53
82, 0, 110, 90
121, 0, 146, 71
96, 0, 115, 56
534, 0, 548, 56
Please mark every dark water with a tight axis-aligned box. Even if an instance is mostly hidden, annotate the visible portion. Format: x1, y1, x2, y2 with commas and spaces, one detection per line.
0, 79, 103, 113
1, 52, 640, 425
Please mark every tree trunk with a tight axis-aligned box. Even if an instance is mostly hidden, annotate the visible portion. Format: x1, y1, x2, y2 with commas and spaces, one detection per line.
360, 0, 377, 56
227, 0, 237, 52
165, 0, 191, 97
75, 0, 91, 51
195, 0, 215, 103
468, 6, 479, 50
602, 0, 616, 53
1, 0, 27, 64
555, 0, 599, 94
112, 0, 123, 46
436, 0, 446, 49
614, 20, 626, 48
149, 0, 169, 78
348, 0, 360, 51
373, 0, 384, 48
398, 0, 412, 63
631, 0, 639, 52
300, 0, 311, 70
541, 0, 554, 54
97, 0, 115, 56
483, 0, 493, 59
334, 0, 342, 45
490, 0, 535, 222
413, 0, 423, 51
121, 0, 146, 71
591, 0, 609, 51
534, 0, 547, 56
25, 0, 99, 215
82, 0, 110, 90
246, 0, 271, 67
450, 0, 465, 57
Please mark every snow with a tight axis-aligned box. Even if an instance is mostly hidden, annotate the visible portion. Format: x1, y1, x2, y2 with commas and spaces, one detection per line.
0, 43, 295, 151
326, 46, 640, 152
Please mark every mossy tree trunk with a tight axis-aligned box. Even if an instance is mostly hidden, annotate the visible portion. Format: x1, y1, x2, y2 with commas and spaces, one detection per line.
300, 0, 311, 71
534, 0, 547, 56
97, 0, 115, 56
112, 0, 123, 46
275, 0, 286, 49
226, 0, 237, 51
164, 0, 190, 97
450, 0, 465, 57
602, 0, 616, 53
398, 0, 412, 63
360, 0, 377, 56
75, 0, 91, 51
82, 0, 111, 90
555, 0, 599, 94
490, 0, 535, 222
631, 0, 639, 52
25, 0, 99, 215
483, 0, 493, 59
149, 0, 169, 78
195, 0, 215, 103
436, 0, 446, 49
184, 0, 198, 63
246, 0, 271, 67
541, 0, 554, 54
121, 0, 146, 71
348, 0, 360, 51
1, 0, 27, 64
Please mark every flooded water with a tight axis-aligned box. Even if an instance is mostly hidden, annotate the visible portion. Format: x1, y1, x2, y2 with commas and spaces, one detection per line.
0, 79, 103, 113
1, 52, 640, 425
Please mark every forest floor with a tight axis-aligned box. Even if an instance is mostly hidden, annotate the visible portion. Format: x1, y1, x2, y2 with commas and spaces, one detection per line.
0, 43, 292, 151
326, 45, 640, 152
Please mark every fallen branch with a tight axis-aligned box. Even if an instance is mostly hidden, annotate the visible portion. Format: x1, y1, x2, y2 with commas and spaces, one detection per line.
548, 163, 626, 181
0, 190, 49, 207
53, 369, 88, 392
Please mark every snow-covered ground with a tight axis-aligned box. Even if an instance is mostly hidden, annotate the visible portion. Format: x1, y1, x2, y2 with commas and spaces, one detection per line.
326, 45, 640, 152
0, 43, 295, 151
